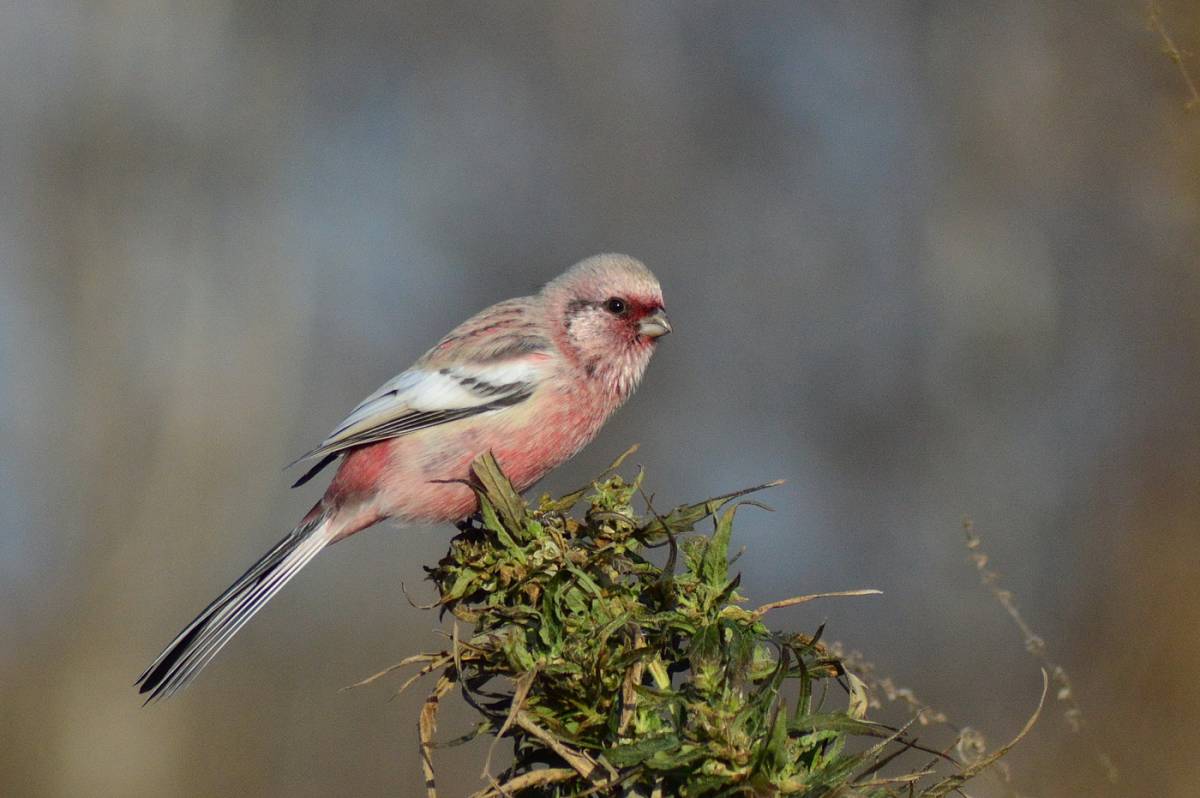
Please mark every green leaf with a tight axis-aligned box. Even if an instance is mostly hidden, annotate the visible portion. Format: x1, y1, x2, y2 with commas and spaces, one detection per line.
640, 480, 783, 538
479, 495, 504, 534
444, 568, 478, 600
789, 713, 882, 737
723, 618, 756, 679
470, 451, 526, 529
766, 706, 790, 772
480, 496, 526, 562
605, 733, 681, 766
701, 505, 739, 588
646, 743, 706, 771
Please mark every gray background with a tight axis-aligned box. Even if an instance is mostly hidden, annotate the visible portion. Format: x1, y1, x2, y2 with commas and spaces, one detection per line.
2, 2, 1198, 796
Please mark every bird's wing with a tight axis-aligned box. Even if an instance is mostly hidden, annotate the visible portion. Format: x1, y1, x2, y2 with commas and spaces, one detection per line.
288, 356, 547, 487
288, 297, 554, 488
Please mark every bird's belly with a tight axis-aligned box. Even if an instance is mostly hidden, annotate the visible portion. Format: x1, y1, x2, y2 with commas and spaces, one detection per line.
365, 396, 609, 525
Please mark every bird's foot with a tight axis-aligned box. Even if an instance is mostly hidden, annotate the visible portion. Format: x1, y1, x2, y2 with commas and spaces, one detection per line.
455, 512, 484, 533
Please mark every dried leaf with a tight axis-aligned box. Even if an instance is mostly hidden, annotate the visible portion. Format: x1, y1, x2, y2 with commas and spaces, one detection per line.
468, 768, 577, 798
481, 669, 537, 780
419, 668, 457, 798
847, 672, 870, 720
752, 589, 883, 618
340, 652, 446, 691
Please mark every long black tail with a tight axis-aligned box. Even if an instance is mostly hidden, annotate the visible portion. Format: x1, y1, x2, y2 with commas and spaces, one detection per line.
136, 513, 333, 702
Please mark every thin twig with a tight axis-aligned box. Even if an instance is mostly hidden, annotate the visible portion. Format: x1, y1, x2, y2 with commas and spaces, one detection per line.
964, 519, 1118, 784
1147, 0, 1200, 109
921, 670, 1048, 798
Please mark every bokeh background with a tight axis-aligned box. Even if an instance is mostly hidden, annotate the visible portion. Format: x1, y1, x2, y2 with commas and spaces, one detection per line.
3, 2, 1198, 796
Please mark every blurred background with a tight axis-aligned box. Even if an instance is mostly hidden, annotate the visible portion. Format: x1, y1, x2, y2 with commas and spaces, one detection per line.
2, 2, 1198, 796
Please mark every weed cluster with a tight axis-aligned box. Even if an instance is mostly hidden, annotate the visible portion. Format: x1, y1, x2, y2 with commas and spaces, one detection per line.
366, 451, 1039, 797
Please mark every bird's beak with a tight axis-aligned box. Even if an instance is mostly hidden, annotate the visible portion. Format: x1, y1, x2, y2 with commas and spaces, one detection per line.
638, 309, 672, 339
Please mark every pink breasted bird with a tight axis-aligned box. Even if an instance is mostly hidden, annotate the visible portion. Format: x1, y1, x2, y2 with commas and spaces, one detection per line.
137, 254, 670, 700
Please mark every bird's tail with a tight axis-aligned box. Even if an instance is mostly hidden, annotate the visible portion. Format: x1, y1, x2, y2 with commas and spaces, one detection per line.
136, 510, 337, 702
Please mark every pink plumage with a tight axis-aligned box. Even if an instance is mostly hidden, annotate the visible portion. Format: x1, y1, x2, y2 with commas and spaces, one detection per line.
137, 253, 670, 699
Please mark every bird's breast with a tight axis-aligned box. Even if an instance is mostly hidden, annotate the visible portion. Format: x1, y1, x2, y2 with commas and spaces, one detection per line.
362, 383, 617, 524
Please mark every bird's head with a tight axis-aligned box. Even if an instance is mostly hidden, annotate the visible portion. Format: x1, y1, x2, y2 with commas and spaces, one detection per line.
542, 253, 670, 396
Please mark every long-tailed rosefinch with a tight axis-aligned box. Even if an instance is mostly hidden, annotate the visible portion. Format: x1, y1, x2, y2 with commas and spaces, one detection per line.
137, 253, 670, 700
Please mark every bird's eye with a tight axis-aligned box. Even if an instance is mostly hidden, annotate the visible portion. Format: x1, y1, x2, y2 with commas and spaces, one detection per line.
604, 297, 628, 315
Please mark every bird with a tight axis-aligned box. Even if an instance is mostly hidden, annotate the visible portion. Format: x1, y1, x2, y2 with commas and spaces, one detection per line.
136, 253, 671, 701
